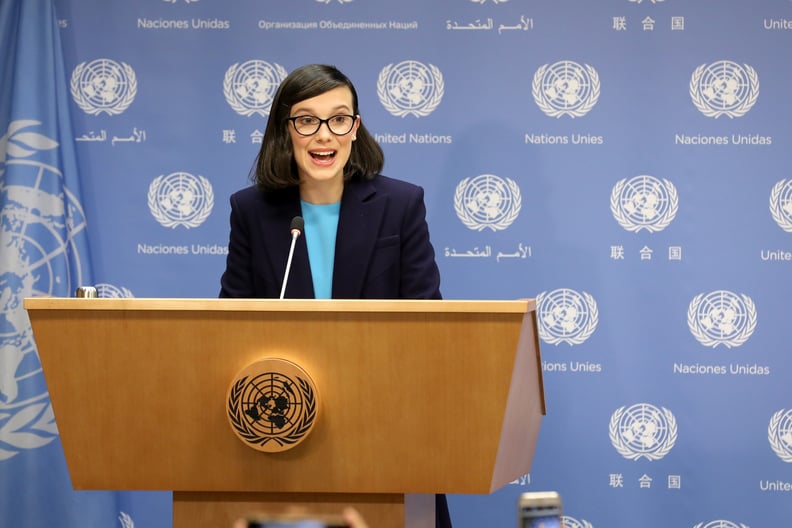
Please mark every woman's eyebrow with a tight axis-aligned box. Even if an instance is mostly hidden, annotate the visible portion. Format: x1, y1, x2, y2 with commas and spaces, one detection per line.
291, 103, 352, 115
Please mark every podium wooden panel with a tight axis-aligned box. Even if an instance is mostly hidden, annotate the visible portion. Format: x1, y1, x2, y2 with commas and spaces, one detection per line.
25, 298, 545, 528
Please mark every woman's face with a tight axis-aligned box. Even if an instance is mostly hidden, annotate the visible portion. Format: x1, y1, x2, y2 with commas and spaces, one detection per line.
288, 86, 360, 200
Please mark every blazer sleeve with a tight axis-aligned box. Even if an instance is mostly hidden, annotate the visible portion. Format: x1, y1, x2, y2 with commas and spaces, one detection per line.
219, 192, 256, 298
398, 185, 442, 300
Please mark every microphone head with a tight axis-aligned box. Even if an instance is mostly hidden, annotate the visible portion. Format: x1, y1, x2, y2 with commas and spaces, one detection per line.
290, 216, 304, 236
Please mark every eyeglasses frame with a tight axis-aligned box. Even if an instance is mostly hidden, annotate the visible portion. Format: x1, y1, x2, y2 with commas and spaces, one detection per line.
286, 114, 359, 136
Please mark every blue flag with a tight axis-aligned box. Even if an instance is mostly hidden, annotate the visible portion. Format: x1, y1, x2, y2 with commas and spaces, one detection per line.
0, 1, 169, 526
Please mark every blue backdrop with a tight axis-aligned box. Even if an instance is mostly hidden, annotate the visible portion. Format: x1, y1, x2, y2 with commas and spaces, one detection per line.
2, 0, 791, 527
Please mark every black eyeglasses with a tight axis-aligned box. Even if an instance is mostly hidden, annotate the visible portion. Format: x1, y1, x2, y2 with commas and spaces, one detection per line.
286, 114, 357, 136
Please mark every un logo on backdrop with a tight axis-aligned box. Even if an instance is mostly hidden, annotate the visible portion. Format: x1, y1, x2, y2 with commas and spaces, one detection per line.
454, 174, 521, 231
95, 283, 134, 298
536, 288, 598, 345
610, 404, 677, 461
690, 60, 759, 118
70, 59, 137, 115
377, 60, 444, 117
693, 522, 749, 528
769, 179, 792, 232
561, 517, 593, 528
687, 290, 757, 348
224, 60, 288, 117
0, 121, 86, 455
768, 409, 792, 462
611, 176, 678, 232
148, 172, 214, 228
532, 61, 600, 118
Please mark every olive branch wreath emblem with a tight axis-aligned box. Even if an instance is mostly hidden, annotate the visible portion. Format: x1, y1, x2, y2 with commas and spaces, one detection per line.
377, 62, 444, 118
609, 405, 677, 461
610, 177, 679, 233
687, 292, 757, 348
769, 179, 792, 233
532, 62, 600, 119
768, 409, 792, 463
223, 62, 288, 117
562, 519, 593, 528
228, 375, 317, 449
453, 176, 522, 232
536, 290, 599, 346
147, 174, 214, 229
690, 62, 759, 119
0, 121, 62, 459
693, 523, 748, 528
70, 60, 137, 116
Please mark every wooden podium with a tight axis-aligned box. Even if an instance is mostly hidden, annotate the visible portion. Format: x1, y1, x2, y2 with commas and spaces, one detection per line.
24, 298, 545, 528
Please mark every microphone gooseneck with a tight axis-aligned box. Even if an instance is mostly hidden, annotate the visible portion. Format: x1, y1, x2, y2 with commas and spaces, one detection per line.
279, 216, 304, 299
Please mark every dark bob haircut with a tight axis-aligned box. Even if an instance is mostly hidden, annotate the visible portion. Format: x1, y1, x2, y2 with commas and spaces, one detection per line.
251, 64, 384, 190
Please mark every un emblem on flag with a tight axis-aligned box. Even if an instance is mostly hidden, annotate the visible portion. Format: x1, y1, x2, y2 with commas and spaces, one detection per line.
227, 359, 319, 453
610, 175, 678, 233
0, 120, 88, 455
768, 409, 792, 463
70, 59, 137, 116
377, 60, 444, 118
687, 290, 757, 348
536, 288, 598, 346
690, 60, 759, 118
223, 60, 288, 117
609, 403, 677, 461
454, 174, 521, 231
147, 172, 214, 229
532, 61, 600, 118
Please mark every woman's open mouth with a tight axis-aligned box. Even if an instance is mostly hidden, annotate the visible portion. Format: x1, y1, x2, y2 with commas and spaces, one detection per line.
310, 150, 337, 164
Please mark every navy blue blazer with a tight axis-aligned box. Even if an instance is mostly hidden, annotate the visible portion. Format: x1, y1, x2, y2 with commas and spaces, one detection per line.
219, 175, 442, 299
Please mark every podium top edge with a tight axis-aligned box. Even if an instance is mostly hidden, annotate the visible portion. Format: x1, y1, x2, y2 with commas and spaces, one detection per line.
24, 297, 535, 314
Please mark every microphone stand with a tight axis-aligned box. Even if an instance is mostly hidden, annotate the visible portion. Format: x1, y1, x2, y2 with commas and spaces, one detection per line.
280, 217, 304, 299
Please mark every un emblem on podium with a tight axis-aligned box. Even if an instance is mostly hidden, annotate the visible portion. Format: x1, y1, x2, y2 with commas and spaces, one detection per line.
227, 359, 319, 453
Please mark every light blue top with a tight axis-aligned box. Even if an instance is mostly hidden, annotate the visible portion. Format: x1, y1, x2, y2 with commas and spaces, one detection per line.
300, 200, 341, 299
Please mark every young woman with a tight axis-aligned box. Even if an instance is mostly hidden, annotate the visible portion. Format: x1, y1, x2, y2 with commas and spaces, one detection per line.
220, 64, 441, 301
219, 64, 450, 527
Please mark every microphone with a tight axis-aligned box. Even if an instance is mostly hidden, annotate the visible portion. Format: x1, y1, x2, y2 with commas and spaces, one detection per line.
279, 216, 304, 299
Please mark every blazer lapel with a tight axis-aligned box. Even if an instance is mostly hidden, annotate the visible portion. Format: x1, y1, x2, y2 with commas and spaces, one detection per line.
333, 179, 384, 299
263, 188, 314, 299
